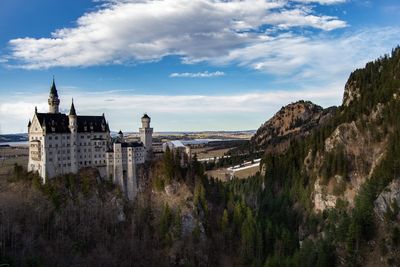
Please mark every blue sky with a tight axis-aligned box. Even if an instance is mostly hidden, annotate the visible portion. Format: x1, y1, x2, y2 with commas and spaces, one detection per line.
0, 0, 399, 133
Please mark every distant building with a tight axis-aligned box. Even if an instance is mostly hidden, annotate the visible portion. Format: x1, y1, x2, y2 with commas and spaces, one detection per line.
27, 79, 153, 200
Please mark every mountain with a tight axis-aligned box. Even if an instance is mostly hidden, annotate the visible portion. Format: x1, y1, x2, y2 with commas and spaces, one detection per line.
254, 46, 400, 265
251, 100, 336, 154
2, 47, 400, 267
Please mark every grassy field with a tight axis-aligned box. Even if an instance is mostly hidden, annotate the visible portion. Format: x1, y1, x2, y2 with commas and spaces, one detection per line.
192, 147, 231, 159
206, 165, 260, 181
233, 165, 260, 179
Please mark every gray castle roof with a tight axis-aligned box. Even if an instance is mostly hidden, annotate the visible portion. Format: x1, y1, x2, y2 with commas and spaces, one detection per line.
36, 113, 108, 134
69, 101, 76, 116
50, 79, 58, 97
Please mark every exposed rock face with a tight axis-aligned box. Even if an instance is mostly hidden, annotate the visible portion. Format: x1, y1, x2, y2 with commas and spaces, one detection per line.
342, 80, 361, 107
374, 179, 400, 221
312, 116, 388, 212
165, 181, 179, 196
314, 179, 337, 212
252, 100, 336, 153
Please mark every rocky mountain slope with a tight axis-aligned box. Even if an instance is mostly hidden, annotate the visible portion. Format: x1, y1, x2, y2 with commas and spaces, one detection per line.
251, 100, 336, 154
250, 46, 400, 266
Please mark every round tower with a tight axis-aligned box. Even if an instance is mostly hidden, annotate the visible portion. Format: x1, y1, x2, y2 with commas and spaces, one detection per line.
141, 113, 150, 128
48, 78, 60, 114
68, 99, 77, 132
68, 99, 78, 173
139, 113, 153, 158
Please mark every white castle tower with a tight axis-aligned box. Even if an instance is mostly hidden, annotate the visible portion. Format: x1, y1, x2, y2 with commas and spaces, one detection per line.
48, 78, 60, 113
68, 99, 78, 173
139, 113, 153, 157
28, 79, 111, 183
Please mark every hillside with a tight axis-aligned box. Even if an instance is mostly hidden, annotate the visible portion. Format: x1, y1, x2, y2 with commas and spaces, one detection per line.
2, 47, 400, 267
251, 100, 336, 153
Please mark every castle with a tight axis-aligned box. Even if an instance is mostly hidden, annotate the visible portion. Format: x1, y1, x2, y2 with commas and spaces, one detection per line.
27, 79, 153, 200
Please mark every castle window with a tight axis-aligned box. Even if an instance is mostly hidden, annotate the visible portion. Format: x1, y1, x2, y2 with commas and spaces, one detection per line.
55, 136, 58, 140
49, 136, 52, 140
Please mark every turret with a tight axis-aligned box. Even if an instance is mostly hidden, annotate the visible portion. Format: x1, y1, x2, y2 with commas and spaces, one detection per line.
139, 113, 153, 158
118, 130, 124, 142
68, 99, 77, 133
48, 78, 60, 114
68, 99, 78, 173
141, 113, 150, 128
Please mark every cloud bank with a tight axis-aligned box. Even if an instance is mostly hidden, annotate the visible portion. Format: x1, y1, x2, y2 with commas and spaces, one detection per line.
0, 84, 342, 133
7, 0, 347, 70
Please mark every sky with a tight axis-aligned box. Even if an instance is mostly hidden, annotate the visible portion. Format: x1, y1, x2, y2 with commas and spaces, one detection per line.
0, 0, 400, 133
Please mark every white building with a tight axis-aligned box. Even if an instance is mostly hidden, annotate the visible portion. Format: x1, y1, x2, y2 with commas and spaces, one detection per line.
27, 79, 153, 200
105, 115, 153, 200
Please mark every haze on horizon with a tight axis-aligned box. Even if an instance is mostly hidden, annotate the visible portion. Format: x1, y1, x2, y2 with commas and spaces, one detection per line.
0, 0, 400, 134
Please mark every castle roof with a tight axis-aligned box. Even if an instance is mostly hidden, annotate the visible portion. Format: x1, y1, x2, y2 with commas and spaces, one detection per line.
35, 113, 109, 134
50, 78, 58, 97
118, 130, 123, 134
69, 100, 76, 116
142, 113, 150, 119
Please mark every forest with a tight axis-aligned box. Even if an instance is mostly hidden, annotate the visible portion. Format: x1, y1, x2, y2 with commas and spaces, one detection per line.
2, 47, 400, 266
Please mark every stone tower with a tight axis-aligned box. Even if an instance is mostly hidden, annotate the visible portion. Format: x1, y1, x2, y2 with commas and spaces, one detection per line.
139, 113, 153, 155
48, 78, 60, 113
68, 99, 78, 173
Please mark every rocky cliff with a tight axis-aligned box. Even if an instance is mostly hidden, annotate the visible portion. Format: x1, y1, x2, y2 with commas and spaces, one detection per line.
251, 100, 336, 154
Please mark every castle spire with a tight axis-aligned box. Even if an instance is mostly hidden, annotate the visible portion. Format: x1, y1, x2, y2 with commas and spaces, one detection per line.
50, 77, 58, 97
48, 78, 60, 113
69, 98, 76, 116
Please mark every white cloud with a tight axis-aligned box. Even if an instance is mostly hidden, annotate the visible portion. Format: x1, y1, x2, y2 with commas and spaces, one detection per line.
208, 27, 400, 83
7, 0, 346, 69
170, 71, 225, 78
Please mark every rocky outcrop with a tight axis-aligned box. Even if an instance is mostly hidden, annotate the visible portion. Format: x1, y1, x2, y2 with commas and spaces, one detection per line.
374, 179, 400, 221
252, 100, 336, 154
314, 178, 337, 212
342, 80, 361, 107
